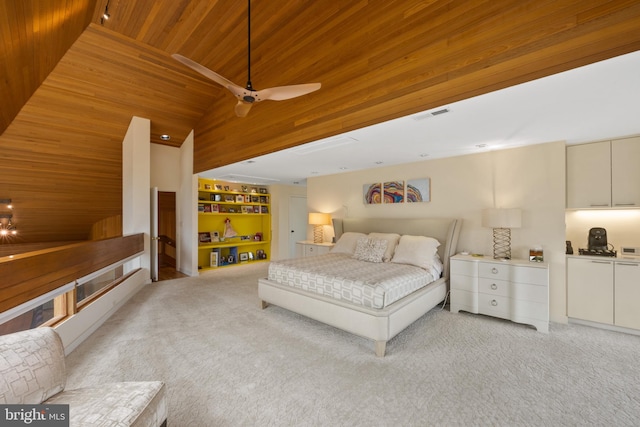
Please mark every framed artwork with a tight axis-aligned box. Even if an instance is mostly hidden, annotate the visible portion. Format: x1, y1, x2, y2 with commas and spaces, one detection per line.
241, 206, 250, 213
224, 186, 230, 191
204, 184, 211, 190
225, 195, 234, 202
211, 231, 220, 242
210, 251, 219, 268
239, 252, 249, 262
406, 178, 431, 202
259, 188, 268, 194
241, 185, 248, 192
363, 183, 382, 204
251, 187, 258, 193
383, 181, 404, 203
236, 195, 244, 203
248, 252, 254, 260
198, 232, 211, 243
211, 204, 219, 213
215, 184, 223, 190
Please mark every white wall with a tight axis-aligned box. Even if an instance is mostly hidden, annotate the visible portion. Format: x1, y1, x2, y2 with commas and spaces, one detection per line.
179, 131, 198, 276
151, 144, 181, 192
308, 141, 568, 323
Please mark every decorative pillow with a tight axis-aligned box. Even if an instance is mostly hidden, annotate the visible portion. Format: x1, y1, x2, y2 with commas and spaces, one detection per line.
330, 232, 367, 255
367, 232, 401, 262
353, 237, 388, 263
390, 235, 441, 270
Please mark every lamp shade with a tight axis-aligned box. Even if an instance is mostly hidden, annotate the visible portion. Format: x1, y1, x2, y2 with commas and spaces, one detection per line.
308, 212, 331, 225
482, 208, 522, 229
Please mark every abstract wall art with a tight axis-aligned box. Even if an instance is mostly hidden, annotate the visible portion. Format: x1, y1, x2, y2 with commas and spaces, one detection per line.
363, 183, 382, 204
406, 178, 431, 202
383, 181, 404, 203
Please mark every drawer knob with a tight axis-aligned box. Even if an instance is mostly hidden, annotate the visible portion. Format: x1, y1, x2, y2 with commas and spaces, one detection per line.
491, 267, 498, 274
491, 283, 498, 290
491, 299, 498, 306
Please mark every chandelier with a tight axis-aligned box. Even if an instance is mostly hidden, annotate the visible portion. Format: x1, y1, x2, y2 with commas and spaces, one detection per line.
0, 199, 17, 237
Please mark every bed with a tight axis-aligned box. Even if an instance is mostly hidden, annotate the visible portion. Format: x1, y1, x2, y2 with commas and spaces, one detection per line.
258, 217, 462, 357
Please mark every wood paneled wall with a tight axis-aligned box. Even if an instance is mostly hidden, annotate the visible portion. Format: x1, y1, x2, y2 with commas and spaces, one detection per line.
1, 0, 640, 244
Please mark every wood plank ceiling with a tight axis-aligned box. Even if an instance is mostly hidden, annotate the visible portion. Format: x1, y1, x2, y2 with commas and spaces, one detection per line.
1, 0, 640, 244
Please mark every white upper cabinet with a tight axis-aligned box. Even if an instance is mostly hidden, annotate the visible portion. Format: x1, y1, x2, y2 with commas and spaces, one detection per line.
566, 136, 640, 209
611, 136, 640, 208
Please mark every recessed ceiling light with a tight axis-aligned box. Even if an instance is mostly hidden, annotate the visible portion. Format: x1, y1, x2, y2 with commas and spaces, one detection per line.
245, 160, 256, 164
375, 161, 383, 165
160, 134, 171, 141
419, 153, 429, 157
339, 167, 348, 170
476, 144, 488, 148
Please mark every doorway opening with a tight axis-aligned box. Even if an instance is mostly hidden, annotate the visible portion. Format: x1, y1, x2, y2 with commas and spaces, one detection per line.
157, 191, 187, 281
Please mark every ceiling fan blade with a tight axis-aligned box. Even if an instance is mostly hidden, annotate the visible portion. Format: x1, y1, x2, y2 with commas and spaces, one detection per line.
171, 54, 244, 93
235, 101, 253, 117
256, 83, 322, 101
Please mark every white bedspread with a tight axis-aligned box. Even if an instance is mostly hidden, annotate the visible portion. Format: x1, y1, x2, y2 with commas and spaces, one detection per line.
267, 253, 438, 309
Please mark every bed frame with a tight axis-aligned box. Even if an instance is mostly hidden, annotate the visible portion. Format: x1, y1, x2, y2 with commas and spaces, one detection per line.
258, 217, 462, 357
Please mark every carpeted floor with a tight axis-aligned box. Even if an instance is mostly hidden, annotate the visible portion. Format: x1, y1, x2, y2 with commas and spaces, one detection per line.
65, 263, 640, 426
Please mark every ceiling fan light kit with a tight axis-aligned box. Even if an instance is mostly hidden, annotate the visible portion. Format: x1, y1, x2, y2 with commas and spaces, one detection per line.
172, 0, 320, 117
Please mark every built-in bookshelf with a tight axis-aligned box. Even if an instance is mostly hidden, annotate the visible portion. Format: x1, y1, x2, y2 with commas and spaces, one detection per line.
197, 178, 271, 271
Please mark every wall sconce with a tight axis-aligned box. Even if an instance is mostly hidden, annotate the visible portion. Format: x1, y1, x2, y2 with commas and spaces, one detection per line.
308, 213, 331, 243
482, 208, 521, 259
101, 0, 110, 25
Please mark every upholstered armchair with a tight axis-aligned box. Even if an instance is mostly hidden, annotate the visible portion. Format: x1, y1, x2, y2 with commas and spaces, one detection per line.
0, 327, 167, 426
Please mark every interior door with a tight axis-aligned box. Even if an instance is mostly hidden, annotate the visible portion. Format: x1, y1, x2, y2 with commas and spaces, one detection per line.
288, 195, 308, 258
150, 187, 159, 282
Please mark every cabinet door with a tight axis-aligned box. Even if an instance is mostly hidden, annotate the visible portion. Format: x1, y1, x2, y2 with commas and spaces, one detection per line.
567, 258, 613, 324
566, 142, 611, 208
611, 136, 640, 208
614, 262, 640, 329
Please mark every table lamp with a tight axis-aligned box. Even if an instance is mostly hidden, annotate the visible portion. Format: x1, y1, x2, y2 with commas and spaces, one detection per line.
308, 213, 331, 243
482, 208, 521, 259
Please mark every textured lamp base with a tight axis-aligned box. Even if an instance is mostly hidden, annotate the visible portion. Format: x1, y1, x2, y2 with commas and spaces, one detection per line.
492, 227, 512, 259
313, 225, 323, 243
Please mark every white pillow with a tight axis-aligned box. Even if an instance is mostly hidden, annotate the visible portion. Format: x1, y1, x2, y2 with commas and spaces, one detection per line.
367, 232, 401, 262
390, 235, 441, 270
353, 237, 388, 263
330, 232, 367, 255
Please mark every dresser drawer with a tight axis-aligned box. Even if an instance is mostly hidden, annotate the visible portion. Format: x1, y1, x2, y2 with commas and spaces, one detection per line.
478, 262, 510, 280
477, 294, 510, 319
478, 278, 547, 303
511, 265, 548, 286
451, 273, 477, 292
450, 259, 477, 276
478, 277, 509, 297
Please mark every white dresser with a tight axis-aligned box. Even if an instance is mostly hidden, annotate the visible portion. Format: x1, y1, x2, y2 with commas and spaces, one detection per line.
295, 241, 335, 257
450, 254, 549, 332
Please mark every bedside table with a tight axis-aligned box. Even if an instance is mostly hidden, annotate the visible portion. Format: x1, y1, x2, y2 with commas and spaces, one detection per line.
296, 241, 335, 257
450, 254, 549, 332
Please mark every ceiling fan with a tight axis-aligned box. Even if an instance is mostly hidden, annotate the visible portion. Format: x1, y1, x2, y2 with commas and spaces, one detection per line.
172, 0, 321, 117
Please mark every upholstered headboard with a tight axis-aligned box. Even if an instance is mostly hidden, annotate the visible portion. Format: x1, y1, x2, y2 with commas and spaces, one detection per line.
332, 217, 462, 279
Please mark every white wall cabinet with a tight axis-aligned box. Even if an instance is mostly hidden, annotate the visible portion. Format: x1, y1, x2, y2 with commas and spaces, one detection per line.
566, 257, 614, 324
614, 261, 640, 330
450, 255, 549, 332
566, 136, 640, 209
296, 241, 334, 257
567, 255, 640, 330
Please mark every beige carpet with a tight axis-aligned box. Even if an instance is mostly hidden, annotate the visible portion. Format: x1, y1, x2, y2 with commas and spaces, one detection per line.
65, 263, 640, 426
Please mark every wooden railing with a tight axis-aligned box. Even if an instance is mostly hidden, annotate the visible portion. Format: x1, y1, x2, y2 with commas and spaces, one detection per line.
0, 234, 144, 313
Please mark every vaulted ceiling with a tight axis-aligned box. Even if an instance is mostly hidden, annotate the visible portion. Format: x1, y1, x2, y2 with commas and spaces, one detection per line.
1, 0, 640, 244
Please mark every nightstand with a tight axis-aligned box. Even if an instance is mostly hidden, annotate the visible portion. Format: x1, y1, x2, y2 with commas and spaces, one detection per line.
296, 241, 335, 257
450, 254, 549, 332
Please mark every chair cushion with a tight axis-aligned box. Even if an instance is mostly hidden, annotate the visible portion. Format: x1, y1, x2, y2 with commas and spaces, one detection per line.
0, 327, 66, 404
46, 381, 167, 427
